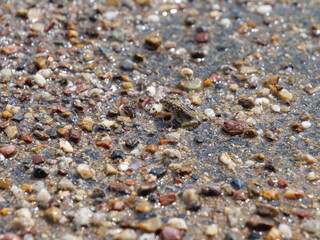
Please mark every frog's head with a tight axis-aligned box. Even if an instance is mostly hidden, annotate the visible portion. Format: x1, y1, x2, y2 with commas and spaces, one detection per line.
160, 98, 173, 111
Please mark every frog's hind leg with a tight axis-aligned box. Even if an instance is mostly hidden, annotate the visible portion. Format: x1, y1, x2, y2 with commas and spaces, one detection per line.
181, 119, 200, 130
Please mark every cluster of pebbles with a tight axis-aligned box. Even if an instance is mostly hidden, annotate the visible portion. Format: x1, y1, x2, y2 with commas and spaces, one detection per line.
0, 0, 320, 239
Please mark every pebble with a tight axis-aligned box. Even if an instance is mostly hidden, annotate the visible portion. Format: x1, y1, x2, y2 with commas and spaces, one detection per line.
13, 208, 34, 228
36, 189, 51, 203
5, 126, 19, 139
307, 172, 317, 181
227, 207, 241, 227
139, 233, 156, 240
234, 190, 247, 201
139, 217, 163, 232
57, 177, 75, 190
136, 201, 153, 213
105, 164, 117, 175
180, 68, 193, 78
2, 232, 22, 240
230, 178, 246, 190
263, 190, 279, 200
182, 189, 199, 204
188, 93, 202, 105
1, 45, 20, 55
0, 145, 17, 158
302, 220, 320, 233
111, 150, 125, 159
238, 97, 255, 109
162, 226, 182, 240
0, 177, 11, 189
145, 31, 162, 50
138, 183, 157, 196
79, 116, 94, 132
37, 69, 52, 78
219, 152, 236, 171
150, 167, 167, 178
33, 166, 48, 179
204, 108, 215, 118
12, 114, 24, 122
283, 189, 304, 199
121, 59, 135, 71
167, 218, 188, 231
205, 224, 218, 237
165, 132, 181, 143
59, 140, 74, 153
45, 206, 62, 223
266, 227, 281, 240
301, 121, 311, 129
73, 207, 93, 226
68, 127, 82, 143
110, 182, 131, 194
271, 104, 281, 112
220, 18, 231, 27
113, 229, 137, 240
201, 183, 221, 196
278, 223, 292, 238
159, 193, 177, 206
245, 215, 274, 231
77, 164, 95, 179
34, 74, 47, 87
222, 120, 246, 136
255, 203, 279, 217
32, 155, 45, 164
257, 5, 272, 15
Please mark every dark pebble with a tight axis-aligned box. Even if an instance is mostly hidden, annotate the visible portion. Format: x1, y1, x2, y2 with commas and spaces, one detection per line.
243, 129, 258, 138
139, 183, 157, 196
194, 136, 204, 143
12, 114, 24, 122
94, 124, 106, 132
33, 130, 49, 140
150, 167, 167, 178
247, 232, 261, 240
184, 16, 196, 26
234, 190, 248, 201
195, 32, 209, 43
91, 188, 106, 198
222, 120, 246, 136
190, 50, 205, 59
191, 174, 198, 180
33, 166, 48, 178
120, 59, 135, 71
46, 128, 58, 139
201, 183, 221, 196
224, 232, 237, 240
230, 178, 247, 190
238, 97, 255, 109
125, 138, 139, 148
111, 150, 125, 159
68, 126, 82, 143
186, 201, 201, 211
245, 215, 274, 231
255, 203, 280, 217
32, 155, 45, 164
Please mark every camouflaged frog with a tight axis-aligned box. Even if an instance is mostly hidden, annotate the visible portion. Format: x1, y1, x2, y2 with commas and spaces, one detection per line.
161, 99, 201, 130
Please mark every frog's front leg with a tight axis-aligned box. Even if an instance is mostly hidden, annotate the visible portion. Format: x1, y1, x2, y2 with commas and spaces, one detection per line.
181, 118, 201, 130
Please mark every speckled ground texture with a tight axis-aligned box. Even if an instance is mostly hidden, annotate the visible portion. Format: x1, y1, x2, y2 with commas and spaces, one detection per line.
0, 0, 320, 239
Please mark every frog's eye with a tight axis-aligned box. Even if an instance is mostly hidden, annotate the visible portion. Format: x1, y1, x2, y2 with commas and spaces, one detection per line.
151, 107, 155, 110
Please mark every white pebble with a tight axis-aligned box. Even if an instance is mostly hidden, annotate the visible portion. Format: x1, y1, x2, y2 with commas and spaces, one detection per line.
91, 212, 107, 225
257, 5, 272, 15
175, 48, 187, 56
205, 224, 219, 236
246, 117, 256, 126
220, 152, 236, 172
73, 207, 93, 226
255, 97, 270, 106
146, 85, 156, 96
278, 223, 292, 238
10, 185, 24, 199
180, 68, 194, 78
0, 68, 12, 82
245, 160, 255, 166
100, 119, 115, 128
165, 132, 181, 143
77, 164, 95, 179
13, 208, 34, 228
139, 233, 156, 240
271, 105, 281, 113
204, 108, 215, 118
60, 139, 74, 153
220, 18, 231, 27
34, 73, 47, 87
118, 162, 130, 171
147, 14, 160, 23
302, 121, 311, 129
36, 189, 51, 203
227, 207, 241, 227
307, 172, 317, 181
61, 234, 82, 240
37, 69, 52, 79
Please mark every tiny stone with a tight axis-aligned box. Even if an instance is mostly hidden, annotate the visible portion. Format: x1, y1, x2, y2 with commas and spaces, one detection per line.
159, 193, 177, 206
271, 105, 281, 112
73, 207, 93, 226
32, 155, 45, 164
77, 164, 95, 179
222, 120, 246, 136
150, 167, 167, 178
138, 183, 157, 196
4, 126, 18, 139
278, 223, 292, 238
36, 189, 51, 203
201, 183, 221, 196
139, 217, 163, 233
34, 74, 47, 87
205, 224, 218, 237
59, 140, 74, 153
182, 189, 199, 204
109, 182, 131, 194
283, 189, 304, 199
145, 31, 162, 50
162, 226, 182, 240
45, 206, 62, 223
121, 59, 135, 71
136, 201, 153, 213
105, 164, 117, 175
167, 218, 188, 231
33, 166, 48, 179
204, 108, 215, 118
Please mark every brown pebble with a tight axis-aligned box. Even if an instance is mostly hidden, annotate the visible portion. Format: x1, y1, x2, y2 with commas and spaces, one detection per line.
145, 31, 162, 50
278, 178, 288, 188
234, 190, 248, 201
159, 193, 177, 206
243, 129, 258, 138
57, 128, 69, 137
201, 183, 221, 196
35, 58, 46, 69
255, 203, 280, 217
32, 155, 45, 164
291, 123, 305, 133
162, 226, 183, 240
96, 139, 111, 149
0, 145, 17, 158
33, 130, 49, 140
146, 145, 158, 154
0, 178, 11, 189
109, 182, 131, 195
283, 189, 304, 199
108, 199, 125, 211
222, 120, 246, 136
295, 210, 311, 219
263, 190, 279, 200
245, 215, 274, 231
0, 121, 10, 129
21, 134, 33, 143
263, 75, 280, 86
139, 183, 157, 196
1, 45, 20, 55
68, 126, 82, 143
238, 97, 255, 109
195, 32, 209, 43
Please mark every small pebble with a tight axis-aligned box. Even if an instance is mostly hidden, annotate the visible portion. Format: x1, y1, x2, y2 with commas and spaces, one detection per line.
77, 164, 95, 179
205, 224, 218, 237
139, 217, 163, 233
36, 188, 51, 203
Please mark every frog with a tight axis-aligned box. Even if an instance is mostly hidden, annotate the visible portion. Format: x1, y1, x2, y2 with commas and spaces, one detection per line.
160, 98, 201, 130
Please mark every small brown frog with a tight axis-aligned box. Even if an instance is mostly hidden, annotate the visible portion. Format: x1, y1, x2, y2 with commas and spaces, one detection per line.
160, 99, 201, 130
